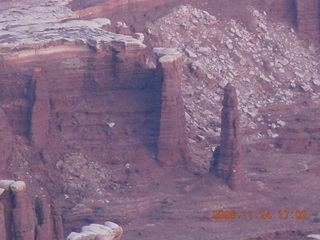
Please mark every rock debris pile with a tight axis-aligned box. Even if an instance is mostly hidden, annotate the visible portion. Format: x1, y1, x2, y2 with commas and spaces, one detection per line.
147, 4, 320, 171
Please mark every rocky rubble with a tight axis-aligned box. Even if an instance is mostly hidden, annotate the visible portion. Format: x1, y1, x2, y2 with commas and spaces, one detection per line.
55, 152, 115, 200
147, 4, 320, 171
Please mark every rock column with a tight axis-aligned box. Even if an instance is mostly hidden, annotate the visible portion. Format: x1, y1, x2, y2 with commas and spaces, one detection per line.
0, 180, 63, 240
0, 109, 13, 171
30, 68, 50, 149
0, 188, 6, 240
0, 180, 15, 240
11, 181, 36, 240
153, 48, 190, 166
217, 83, 243, 189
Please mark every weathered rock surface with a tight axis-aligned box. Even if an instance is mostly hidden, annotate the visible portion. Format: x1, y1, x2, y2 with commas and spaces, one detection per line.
10, 181, 36, 240
216, 84, 243, 189
0, 196, 6, 240
0, 0, 320, 240
0, 180, 63, 240
29, 68, 50, 149
0, 108, 13, 172
154, 48, 190, 166
67, 221, 123, 240
295, 0, 320, 41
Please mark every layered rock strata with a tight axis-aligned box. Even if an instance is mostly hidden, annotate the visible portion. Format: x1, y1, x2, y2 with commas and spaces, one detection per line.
0, 180, 63, 240
66, 221, 123, 240
154, 48, 190, 167
216, 84, 243, 189
0, 2, 163, 169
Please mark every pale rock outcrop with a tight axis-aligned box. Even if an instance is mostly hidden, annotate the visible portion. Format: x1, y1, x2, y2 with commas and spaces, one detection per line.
67, 221, 123, 240
115, 21, 133, 35
154, 48, 190, 166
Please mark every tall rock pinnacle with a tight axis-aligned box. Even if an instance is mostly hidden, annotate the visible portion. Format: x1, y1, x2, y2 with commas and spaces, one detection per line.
153, 48, 190, 167
217, 83, 243, 189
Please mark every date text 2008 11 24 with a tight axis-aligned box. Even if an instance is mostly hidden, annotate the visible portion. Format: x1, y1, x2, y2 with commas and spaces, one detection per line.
211, 210, 308, 220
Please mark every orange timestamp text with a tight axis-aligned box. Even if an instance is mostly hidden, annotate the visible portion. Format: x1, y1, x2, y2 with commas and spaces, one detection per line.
211, 210, 308, 220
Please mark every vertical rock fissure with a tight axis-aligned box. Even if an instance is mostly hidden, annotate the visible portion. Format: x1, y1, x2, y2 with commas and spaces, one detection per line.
34, 198, 45, 226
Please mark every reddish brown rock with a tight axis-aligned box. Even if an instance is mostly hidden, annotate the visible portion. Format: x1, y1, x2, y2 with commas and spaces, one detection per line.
216, 83, 243, 189
154, 48, 190, 166
10, 181, 36, 240
29, 68, 50, 149
0, 180, 63, 240
0, 109, 13, 171
0, 198, 6, 240
0, 180, 15, 240
295, 0, 320, 41
51, 204, 64, 240
34, 196, 55, 240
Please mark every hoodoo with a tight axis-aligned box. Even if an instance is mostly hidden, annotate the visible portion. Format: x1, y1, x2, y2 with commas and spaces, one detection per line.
216, 83, 243, 189
154, 48, 190, 167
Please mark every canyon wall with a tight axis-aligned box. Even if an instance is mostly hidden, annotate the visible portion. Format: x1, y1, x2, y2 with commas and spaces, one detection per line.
0, 34, 159, 167
0, 4, 191, 172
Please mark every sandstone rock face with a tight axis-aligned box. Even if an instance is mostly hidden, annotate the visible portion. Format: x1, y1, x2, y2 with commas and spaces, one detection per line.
154, 48, 190, 166
0, 180, 63, 240
29, 68, 50, 149
295, 0, 320, 41
216, 83, 243, 189
66, 221, 123, 240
